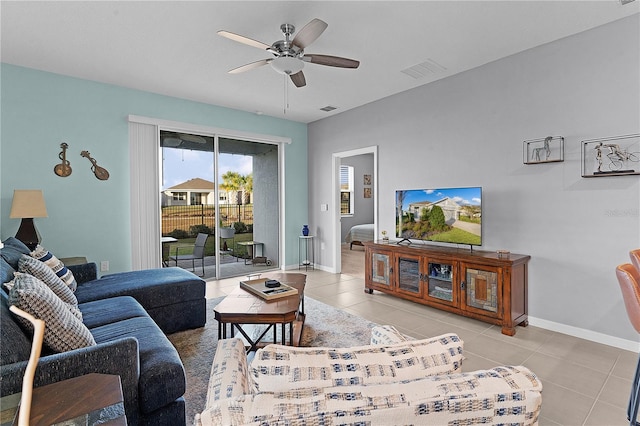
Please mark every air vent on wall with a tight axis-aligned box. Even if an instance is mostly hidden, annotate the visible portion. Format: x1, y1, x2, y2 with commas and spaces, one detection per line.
320, 105, 337, 112
401, 59, 447, 79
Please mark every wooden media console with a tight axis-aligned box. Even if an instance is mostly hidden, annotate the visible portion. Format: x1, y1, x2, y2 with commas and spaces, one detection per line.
364, 241, 530, 336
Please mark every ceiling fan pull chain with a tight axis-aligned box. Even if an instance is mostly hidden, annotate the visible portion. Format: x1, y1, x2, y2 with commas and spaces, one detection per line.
283, 74, 288, 115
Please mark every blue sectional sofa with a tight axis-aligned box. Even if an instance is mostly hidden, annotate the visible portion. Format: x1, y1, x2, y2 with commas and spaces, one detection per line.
0, 237, 207, 425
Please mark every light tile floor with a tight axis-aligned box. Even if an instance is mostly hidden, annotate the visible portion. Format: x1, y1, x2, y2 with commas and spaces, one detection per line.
208, 269, 637, 426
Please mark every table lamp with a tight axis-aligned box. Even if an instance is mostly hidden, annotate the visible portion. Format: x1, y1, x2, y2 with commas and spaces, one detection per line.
10, 190, 48, 250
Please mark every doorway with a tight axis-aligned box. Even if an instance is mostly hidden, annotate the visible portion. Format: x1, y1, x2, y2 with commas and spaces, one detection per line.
160, 130, 281, 279
332, 146, 378, 274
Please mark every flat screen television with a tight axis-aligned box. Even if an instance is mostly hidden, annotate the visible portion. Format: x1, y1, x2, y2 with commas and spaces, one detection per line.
395, 187, 482, 247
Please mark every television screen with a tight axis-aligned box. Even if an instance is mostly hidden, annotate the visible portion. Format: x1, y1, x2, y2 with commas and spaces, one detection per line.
395, 187, 482, 246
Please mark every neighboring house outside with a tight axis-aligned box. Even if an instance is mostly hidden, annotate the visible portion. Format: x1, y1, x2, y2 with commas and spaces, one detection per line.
407, 197, 461, 223
161, 178, 251, 207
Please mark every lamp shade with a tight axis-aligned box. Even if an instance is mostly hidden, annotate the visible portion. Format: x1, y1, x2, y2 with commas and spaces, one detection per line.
10, 190, 48, 219
270, 57, 304, 75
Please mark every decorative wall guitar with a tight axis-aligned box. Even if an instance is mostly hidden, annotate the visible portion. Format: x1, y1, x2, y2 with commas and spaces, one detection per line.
53, 143, 72, 177
80, 151, 110, 181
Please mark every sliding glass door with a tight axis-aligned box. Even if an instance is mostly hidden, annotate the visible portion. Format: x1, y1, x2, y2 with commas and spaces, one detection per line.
160, 131, 280, 279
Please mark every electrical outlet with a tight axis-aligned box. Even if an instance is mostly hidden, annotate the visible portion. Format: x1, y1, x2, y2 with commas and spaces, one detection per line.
100, 261, 109, 272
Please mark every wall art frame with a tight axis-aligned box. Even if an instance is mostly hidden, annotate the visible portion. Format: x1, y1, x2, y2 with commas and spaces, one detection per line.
523, 136, 564, 164
581, 134, 640, 178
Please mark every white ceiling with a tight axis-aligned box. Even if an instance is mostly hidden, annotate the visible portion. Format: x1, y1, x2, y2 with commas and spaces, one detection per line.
1, 1, 638, 123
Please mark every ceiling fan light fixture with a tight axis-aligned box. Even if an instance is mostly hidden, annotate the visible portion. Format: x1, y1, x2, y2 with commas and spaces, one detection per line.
270, 56, 304, 75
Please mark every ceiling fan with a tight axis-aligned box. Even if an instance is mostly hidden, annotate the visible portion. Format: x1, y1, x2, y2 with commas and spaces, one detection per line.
218, 18, 360, 88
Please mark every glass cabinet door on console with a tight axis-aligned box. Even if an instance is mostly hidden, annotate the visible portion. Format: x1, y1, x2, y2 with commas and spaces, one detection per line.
366, 250, 392, 291
461, 263, 502, 319
395, 253, 423, 297
425, 259, 456, 306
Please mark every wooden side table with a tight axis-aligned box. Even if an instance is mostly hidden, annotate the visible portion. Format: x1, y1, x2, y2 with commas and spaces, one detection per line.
0, 373, 126, 426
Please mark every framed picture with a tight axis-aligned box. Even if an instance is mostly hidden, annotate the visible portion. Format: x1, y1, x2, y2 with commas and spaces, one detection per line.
581, 134, 640, 178
363, 174, 371, 185
364, 187, 372, 198
523, 136, 564, 164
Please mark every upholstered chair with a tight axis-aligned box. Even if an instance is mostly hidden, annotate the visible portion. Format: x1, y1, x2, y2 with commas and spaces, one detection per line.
616, 261, 640, 426
630, 249, 640, 275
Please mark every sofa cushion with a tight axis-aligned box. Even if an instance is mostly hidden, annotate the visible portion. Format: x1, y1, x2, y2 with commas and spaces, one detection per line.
79, 296, 149, 329
30, 245, 77, 291
251, 333, 464, 393
0, 291, 32, 365
19, 255, 80, 315
0, 237, 31, 271
90, 316, 186, 414
8, 273, 96, 352
75, 267, 204, 309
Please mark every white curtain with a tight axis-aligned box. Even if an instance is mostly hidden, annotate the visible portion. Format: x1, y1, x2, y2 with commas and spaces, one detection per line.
128, 121, 161, 270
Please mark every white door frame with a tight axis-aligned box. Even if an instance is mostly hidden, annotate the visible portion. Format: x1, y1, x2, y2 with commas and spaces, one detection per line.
128, 115, 290, 273
331, 146, 378, 273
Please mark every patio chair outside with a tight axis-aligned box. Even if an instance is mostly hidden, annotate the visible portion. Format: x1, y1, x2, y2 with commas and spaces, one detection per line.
169, 232, 209, 276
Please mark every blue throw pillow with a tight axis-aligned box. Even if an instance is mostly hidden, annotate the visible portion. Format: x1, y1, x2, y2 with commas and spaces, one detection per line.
3, 238, 30, 253
1, 237, 30, 270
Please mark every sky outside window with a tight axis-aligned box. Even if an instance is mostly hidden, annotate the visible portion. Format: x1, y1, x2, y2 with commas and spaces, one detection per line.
162, 147, 252, 190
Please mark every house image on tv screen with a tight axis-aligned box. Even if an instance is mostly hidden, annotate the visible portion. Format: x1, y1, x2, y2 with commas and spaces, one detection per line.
395, 187, 482, 246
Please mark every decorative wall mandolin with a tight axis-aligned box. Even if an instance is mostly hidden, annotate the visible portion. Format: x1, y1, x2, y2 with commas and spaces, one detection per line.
54, 142, 72, 177
80, 150, 110, 181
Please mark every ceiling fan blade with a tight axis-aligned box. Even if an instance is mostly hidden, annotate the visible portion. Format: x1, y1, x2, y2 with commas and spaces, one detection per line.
228, 59, 271, 74
291, 18, 328, 49
304, 54, 360, 69
290, 71, 306, 88
217, 30, 270, 50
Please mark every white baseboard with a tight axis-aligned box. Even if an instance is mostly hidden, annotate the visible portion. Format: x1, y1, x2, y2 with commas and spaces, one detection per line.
529, 316, 640, 352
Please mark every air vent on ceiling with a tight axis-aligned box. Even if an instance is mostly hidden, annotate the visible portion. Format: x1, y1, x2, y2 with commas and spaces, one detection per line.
320, 105, 337, 112
401, 59, 447, 79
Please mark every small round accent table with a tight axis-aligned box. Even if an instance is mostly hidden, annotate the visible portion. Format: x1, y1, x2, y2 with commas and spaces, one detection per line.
298, 235, 314, 270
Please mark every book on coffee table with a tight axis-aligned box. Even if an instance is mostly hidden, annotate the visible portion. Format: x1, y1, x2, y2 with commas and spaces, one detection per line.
240, 278, 299, 300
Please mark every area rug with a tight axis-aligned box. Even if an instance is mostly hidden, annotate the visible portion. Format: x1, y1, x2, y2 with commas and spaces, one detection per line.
168, 296, 378, 423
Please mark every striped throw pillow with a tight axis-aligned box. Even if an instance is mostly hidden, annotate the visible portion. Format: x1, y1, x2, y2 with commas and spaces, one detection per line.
30, 245, 77, 292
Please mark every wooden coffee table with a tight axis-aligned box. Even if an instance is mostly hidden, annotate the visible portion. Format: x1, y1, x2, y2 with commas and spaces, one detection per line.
214, 273, 306, 352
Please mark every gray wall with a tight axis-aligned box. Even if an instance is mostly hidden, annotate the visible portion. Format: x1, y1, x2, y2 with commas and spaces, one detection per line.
308, 16, 640, 344
340, 154, 375, 242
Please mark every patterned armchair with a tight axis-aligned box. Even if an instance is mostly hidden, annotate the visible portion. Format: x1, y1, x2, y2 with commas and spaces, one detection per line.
196, 326, 542, 425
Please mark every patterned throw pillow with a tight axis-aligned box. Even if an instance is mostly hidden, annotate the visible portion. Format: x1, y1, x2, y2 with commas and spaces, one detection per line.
8, 273, 95, 353
18, 256, 82, 320
30, 245, 77, 292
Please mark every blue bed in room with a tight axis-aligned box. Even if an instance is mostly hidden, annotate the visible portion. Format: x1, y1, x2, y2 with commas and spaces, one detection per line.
345, 223, 374, 249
